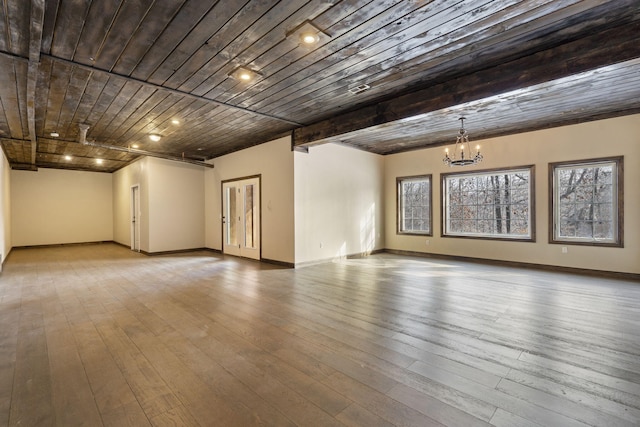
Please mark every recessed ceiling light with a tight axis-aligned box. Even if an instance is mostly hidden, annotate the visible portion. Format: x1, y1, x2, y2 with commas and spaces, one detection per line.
301, 32, 319, 45
171, 119, 180, 125
50, 132, 59, 138
64, 155, 72, 161
96, 158, 104, 164
229, 67, 261, 82
131, 144, 139, 149
287, 21, 328, 48
149, 134, 161, 142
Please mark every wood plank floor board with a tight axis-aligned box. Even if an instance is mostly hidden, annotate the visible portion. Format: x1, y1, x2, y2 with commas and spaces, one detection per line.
489, 408, 545, 427
138, 260, 499, 424
387, 382, 494, 426
488, 335, 640, 382
517, 351, 640, 399
408, 359, 592, 427
0, 282, 20, 426
112, 314, 258, 427
1, 244, 639, 426
395, 368, 498, 422
496, 378, 637, 427
279, 283, 528, 362
335, 402, 396, 427
323, 371, 446, 427
504, 369, 640, 422
107, 279, 328, 426
70, 320, 150, 425
492, 315, 640, 356
91, 321, 184, 420
41, 316, 103, 426
188, 272, 523, 384
372, 333, 513, 378
112, 294, 304, 425
9, 281, 55, 427
148, 404, 201, 427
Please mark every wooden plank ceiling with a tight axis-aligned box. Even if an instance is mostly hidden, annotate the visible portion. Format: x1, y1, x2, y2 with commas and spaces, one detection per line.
0, 0, 639, 172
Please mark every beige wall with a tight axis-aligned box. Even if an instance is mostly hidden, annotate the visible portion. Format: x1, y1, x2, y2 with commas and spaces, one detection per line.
0, 150, 11, 267
294, 143, 385, 265
113, 157, 150, 251
11, 168, 113, 247
147, 157, 205, 252
113, 157, 205, 253
385, 114, 640, 275
205, 136, 295, 264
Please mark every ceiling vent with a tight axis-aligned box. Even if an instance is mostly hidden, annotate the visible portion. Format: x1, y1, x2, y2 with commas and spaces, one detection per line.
348, 84, 371, 95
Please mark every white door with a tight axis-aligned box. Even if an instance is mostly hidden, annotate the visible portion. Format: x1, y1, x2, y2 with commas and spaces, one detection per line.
222, 177, 260, 260
131, 185, 141, 252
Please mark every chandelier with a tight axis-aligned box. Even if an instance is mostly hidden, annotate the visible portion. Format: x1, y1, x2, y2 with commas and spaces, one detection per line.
443, 117, 483, 167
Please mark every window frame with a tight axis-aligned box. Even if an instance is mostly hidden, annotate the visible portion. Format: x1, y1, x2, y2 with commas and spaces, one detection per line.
548, 156, 623, 247
440, 165, 536, 242
396, 174, 433, 236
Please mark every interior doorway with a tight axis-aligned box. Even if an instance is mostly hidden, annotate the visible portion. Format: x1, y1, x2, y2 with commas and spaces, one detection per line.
131, 185, 140, 252
222, 176, 261, 260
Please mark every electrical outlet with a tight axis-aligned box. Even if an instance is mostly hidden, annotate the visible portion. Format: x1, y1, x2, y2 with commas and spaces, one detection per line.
319, 242, 323, 249
561, 246, 568, 254
425, 239, 430, 246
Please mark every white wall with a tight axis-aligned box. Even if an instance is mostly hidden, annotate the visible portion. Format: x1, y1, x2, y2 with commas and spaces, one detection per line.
385, 114, 640, 275
205, 136, 295, 264
294, 143, 385, 265
113, 157, 150, 251
147, 157, 205, 252
11, 168, 113, 247
0, 150, 11, 267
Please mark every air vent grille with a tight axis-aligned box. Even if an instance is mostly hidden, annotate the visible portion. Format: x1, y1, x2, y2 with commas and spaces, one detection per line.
348, 84, 371, 95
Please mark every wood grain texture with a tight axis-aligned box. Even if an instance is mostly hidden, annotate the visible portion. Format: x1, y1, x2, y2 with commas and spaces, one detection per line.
1, 244, 639, 426
1, 0, 639, 171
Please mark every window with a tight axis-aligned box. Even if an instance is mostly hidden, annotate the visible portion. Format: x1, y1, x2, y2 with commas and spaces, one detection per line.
550, 157, 623, 247
397, 175, 432, 235
442, 166, 534, 240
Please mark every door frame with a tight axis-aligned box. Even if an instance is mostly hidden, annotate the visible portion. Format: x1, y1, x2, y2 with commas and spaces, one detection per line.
130, 184, 141, 252
221, 174, 262, 260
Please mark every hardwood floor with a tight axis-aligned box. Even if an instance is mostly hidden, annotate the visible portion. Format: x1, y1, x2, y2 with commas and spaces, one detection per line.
0, 243, 639, 426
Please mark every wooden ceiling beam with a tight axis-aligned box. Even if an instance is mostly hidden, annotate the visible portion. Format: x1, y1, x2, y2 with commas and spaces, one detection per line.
292, 20, 640, 147
27, 0, 46, 166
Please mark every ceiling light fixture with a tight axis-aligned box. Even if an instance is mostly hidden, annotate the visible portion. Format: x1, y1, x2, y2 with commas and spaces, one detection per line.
131, 144, 139, 149
443, 117, 483, 167
64, 155, 72, 161
287, 21, 328, 48
96, 158, 104, 165
171, 119, 180, 125
149, 134, 161, 142
229, 67, 261, 83
50, 131, 60, 137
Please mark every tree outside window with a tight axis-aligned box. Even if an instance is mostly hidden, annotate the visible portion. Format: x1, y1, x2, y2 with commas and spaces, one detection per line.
550, 157, 623, 247
397, 175, 432, 235
442, 166, 534, 240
